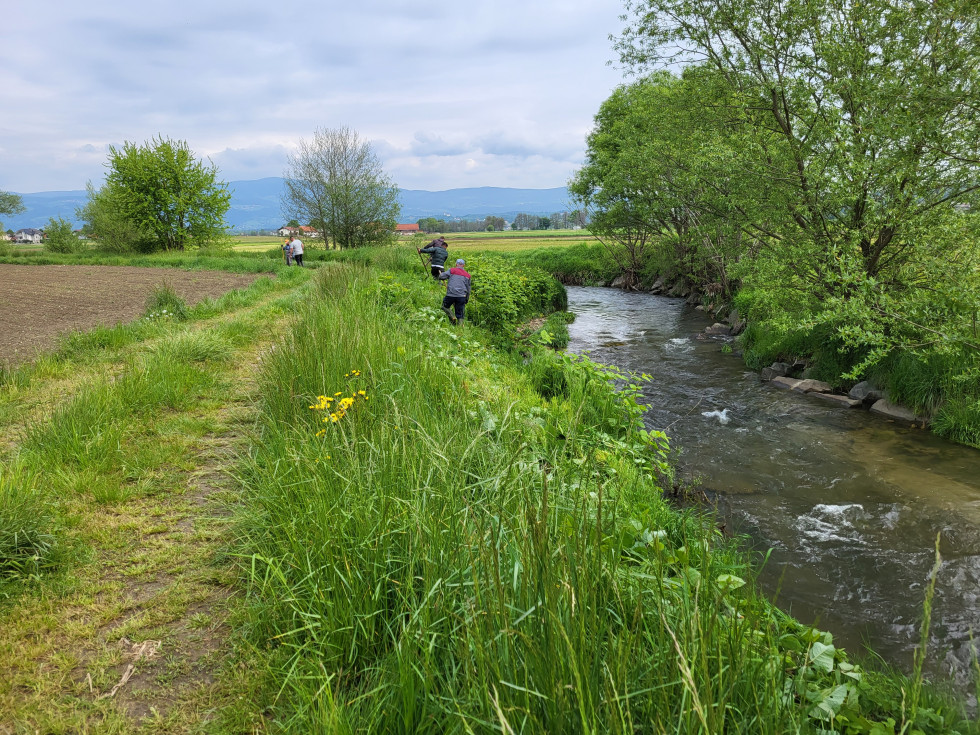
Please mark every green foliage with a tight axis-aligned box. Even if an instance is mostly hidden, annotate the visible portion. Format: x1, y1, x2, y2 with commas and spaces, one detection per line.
83, 136, 231, 252
466, 256, 567, 333
144, 282, 189, 321
43, 217, 84, 254
0, 190, 25, 231
511, 242, 619, 286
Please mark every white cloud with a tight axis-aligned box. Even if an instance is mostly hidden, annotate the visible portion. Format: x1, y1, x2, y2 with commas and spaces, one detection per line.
0, 0, 626, 193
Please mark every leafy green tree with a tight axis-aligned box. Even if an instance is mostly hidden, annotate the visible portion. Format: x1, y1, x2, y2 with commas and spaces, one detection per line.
0, 191, 25, 231
44, 217, 84, 254
283, 126, 400, 249
83, 137, 230, 251
616, 0, 980, 283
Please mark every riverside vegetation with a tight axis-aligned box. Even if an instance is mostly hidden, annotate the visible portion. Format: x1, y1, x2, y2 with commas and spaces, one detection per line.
0, 244, 976, 732
238, 247, 975, 732
565, 0, 980, 449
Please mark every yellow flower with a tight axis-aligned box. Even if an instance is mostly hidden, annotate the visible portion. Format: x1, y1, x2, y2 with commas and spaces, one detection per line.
357, 390, 366, 396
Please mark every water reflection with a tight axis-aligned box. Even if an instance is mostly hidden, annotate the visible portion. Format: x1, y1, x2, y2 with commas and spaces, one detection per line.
566, 286, 980, 690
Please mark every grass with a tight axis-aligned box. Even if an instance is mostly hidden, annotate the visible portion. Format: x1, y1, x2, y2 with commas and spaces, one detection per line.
0, 263, 316, 730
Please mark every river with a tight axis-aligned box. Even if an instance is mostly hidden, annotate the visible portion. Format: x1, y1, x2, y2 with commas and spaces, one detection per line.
566, 286, 980, 691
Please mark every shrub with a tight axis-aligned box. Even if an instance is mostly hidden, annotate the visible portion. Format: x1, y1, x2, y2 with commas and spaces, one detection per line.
466, 256, 566, 333
44, 217, 84, 254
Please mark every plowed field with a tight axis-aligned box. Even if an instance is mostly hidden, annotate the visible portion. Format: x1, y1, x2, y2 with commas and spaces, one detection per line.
0, 264, 262, 364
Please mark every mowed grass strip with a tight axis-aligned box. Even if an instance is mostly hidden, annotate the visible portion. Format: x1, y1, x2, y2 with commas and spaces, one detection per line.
0, 267, 315, 731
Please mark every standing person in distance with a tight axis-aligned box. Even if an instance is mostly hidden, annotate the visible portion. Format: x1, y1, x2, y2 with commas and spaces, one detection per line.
438, 258, 471, 325
290, 234, 304, 267
419, 235, 449, 279
282, 237, 293, 266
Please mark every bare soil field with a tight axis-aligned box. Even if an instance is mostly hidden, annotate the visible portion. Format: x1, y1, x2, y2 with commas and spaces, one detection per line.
0, 264, 263, 364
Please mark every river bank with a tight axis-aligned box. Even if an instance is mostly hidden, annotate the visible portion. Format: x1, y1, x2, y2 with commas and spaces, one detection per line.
509, 242, 975, 448
565, 286, 980, 700
232, 251, 975, 732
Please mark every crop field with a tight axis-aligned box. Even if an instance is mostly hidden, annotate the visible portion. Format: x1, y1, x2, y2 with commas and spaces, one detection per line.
0, 264, 261, 364
231, 230, 599, 254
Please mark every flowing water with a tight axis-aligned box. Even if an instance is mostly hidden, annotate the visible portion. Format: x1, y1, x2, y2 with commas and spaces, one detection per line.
566, 286, 980, 690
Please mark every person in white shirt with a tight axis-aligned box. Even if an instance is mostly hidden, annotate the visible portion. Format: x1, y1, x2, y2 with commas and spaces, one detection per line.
290, 236, 304, 267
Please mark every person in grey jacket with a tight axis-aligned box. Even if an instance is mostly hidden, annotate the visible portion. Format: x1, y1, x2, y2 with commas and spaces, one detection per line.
419, 236, 449, 278
438, 258, 472, 324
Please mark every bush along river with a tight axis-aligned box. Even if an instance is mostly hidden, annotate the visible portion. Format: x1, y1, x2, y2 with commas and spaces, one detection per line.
566, 286, 980, 693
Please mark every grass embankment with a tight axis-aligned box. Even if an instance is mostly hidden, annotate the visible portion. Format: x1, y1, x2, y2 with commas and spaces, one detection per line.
0, 245, 285, 274
0, 264, 313, 730
234, 249, 974, 732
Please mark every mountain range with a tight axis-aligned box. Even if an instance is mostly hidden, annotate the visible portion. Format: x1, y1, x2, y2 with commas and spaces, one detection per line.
3, 178, 574, 232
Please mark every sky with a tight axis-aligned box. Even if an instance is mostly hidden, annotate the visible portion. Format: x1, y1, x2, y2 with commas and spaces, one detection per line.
1, 1, 629, 194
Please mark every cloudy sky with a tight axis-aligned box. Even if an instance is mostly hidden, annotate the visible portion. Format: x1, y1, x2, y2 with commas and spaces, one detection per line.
1, 1, 629, 194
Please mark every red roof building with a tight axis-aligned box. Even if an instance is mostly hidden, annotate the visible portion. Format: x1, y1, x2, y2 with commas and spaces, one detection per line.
394, 223, 420, 235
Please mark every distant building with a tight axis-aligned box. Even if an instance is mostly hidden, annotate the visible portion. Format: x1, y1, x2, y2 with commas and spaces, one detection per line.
14, 228, 43, 244
278, 225, 321, 238
394, 223, 420, 236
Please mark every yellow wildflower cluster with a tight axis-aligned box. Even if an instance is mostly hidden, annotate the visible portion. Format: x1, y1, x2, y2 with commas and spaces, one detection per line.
309, 371, 369, 428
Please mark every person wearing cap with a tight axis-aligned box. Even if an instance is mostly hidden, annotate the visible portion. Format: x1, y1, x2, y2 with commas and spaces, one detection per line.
438, 258, 471, 324
418, 235, 449, 278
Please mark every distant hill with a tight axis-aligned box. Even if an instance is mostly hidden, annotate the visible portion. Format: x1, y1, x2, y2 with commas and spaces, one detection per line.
3, 178, 574, 232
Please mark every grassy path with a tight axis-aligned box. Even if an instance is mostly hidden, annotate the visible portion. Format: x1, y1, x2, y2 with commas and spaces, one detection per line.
0, 275, 308, 732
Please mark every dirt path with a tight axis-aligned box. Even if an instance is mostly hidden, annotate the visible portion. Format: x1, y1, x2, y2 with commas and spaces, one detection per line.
0, 264, 263, 364
0, 280, 301, 732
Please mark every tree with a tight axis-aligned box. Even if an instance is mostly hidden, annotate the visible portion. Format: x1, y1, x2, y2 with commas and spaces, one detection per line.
616, 0, 980, 284
282, 127, 400, 249
110, 137, 229, 251
0, 191, 25, 231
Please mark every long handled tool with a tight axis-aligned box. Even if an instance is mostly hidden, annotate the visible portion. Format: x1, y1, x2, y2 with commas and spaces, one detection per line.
417, 247, 429, 276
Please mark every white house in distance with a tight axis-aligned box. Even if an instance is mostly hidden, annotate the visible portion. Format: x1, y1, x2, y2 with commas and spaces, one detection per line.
14, 228, 43, 244
394, 223, 419, 236
277, 225, 320, 238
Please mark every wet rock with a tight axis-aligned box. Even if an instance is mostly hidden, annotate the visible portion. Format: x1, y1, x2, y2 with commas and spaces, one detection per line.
849, 381, 884, 404
760, 362, 792, 382
668, 279, 690, 298
870, 399, 927, 425
695, 304, 706, 311
770, 376, 802, 390
704, 323, 732, 336
610, 274, 628, 289
812, 392, 862, 408
649, 276, 666, 294
792, 379, 833, 394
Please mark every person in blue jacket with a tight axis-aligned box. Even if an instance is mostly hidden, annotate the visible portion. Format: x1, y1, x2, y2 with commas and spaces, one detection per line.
438, 259, 471, 324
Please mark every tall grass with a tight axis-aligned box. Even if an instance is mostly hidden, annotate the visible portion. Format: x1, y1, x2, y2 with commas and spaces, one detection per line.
235, 265, 846, 731
0, 461, 59, 585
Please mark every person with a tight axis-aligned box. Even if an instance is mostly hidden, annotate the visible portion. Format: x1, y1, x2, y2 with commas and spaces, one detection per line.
418, 235, 449, 278
282, 238, 293, 265
438, 258, 471, 324
290, 234, 304, 267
